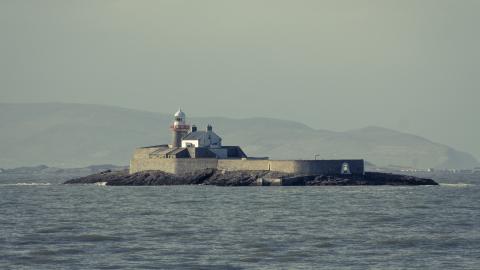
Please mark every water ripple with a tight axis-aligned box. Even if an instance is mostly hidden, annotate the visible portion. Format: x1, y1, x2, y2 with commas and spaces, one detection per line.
0, 185, 479, 269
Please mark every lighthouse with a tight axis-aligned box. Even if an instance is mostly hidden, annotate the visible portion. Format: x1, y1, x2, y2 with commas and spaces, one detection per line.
170, 109, 190, 148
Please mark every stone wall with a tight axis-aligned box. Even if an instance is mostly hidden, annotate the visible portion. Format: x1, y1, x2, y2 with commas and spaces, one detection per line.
289, 160, 364, 175
173, 158, 219, 174
130, 150, 218, 174
130, 147, 176, 173
217, 159, 270, 171
268, 160, 298, 173
130, 157, 177, 174
130, 148, 364, 175
130, 147, 169, 173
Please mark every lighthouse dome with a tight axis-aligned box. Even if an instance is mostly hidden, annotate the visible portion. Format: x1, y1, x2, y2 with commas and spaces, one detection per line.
174, 109, 185, 118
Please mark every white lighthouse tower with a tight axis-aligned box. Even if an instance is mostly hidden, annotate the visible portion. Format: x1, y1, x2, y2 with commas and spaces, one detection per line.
170, 109, 190, 148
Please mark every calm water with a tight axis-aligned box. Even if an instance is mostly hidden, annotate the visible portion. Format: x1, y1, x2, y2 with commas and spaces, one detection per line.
1, 184, 479, 269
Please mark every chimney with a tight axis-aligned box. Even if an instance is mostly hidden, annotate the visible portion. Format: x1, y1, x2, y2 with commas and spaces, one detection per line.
207, 124, 212, 131
191, 125, 197, 132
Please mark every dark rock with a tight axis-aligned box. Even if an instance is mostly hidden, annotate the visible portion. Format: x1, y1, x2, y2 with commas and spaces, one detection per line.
64, 169, 438, 186
363, 172, 438, 185
204, 170, 270, 186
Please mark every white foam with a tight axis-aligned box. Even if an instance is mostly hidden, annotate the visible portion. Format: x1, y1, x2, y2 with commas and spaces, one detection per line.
94, 182, 107, 186
439, 183, 473, 187
0, 182, 51, 186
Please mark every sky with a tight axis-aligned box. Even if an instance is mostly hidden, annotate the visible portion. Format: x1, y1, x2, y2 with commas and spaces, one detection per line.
1, 0, 479, 159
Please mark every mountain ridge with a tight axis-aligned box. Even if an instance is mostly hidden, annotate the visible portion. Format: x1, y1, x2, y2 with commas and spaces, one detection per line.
0, 102, 477, 169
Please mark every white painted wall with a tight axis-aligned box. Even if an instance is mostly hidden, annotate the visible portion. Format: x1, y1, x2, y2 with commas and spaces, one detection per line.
182, 140, 199, 148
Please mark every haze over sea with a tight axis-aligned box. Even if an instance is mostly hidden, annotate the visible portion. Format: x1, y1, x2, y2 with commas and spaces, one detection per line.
1, 183, 479, 269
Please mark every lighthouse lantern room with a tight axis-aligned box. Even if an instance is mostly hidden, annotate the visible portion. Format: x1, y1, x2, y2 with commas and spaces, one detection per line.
170, 109, 190, 147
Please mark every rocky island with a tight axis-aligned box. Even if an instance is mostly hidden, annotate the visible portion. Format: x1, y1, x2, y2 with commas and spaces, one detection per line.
64, 169, 438, 186
64, 110, 438, 186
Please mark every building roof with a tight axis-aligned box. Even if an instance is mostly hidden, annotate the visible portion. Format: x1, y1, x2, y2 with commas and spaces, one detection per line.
169, 147, 188, 156
222, 146, 247, 158
140, 144, 169, 149
187, 147, 217, 158
150, 146, 217, 158
148, 145, 247, 159
150, 147, 176, 157
182, 130, 219, 141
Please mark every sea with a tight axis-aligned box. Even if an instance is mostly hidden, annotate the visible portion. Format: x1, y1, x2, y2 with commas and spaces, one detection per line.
0, 183, 479, 269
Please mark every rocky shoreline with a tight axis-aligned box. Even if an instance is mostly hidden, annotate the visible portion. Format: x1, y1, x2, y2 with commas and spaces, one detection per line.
64, 169, 438, 186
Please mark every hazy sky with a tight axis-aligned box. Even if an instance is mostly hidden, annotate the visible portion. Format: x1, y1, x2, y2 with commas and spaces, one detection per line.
1, 0, 479, 158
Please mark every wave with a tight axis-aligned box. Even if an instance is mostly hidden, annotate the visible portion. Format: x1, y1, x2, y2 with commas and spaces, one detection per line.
0, 182, 51, 186
439, 183, 474, 187
94, 182, 107, 186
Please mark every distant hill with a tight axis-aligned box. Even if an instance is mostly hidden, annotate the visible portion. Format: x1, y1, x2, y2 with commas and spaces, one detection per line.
0, 164, 126, 185
0, 103, 477, 169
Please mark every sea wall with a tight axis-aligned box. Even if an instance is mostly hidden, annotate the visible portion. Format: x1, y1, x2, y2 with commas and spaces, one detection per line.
130, 157, 177, 174
130, 148, 365, 175
289, 160, 364, 175
217, 159, 364, 175
268, 160, 298, 173
304, 159, 365, 175
130, 147, 173, 174
130, 151, 219, 174
217, 159, 270, 171
173, 159, 219, 174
